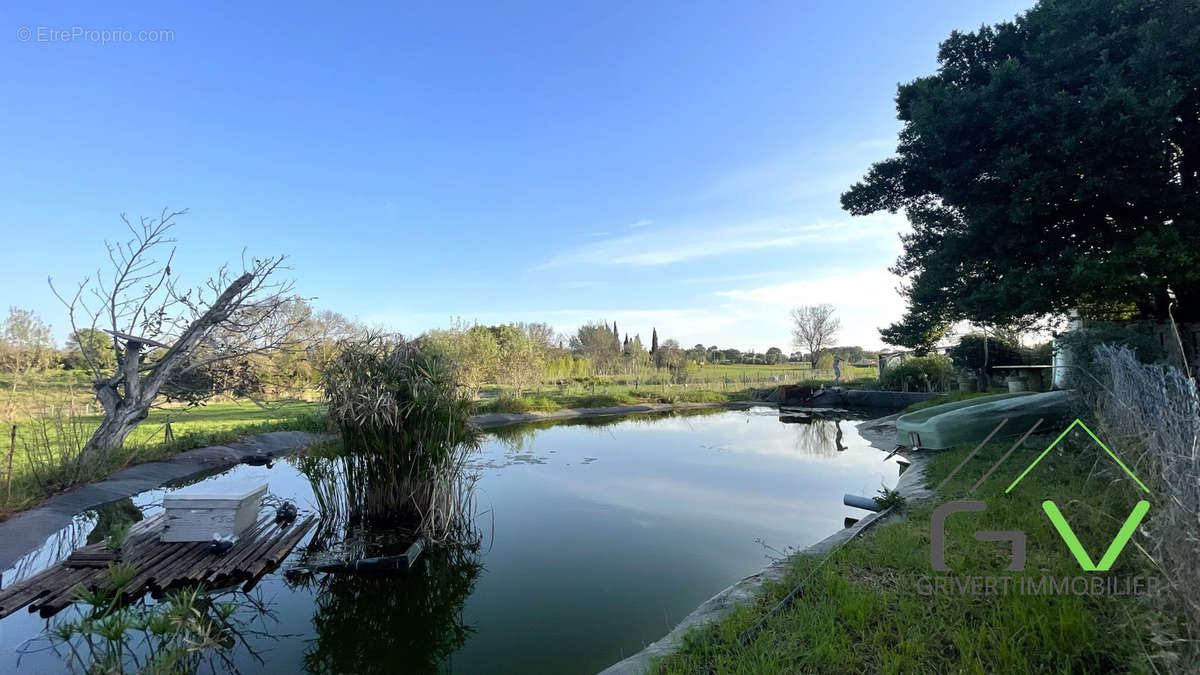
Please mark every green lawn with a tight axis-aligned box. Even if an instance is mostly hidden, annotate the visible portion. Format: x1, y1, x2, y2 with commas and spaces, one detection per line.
2, 400, 326, 514
1, 370, 96, 419
654, 427, 1170, 673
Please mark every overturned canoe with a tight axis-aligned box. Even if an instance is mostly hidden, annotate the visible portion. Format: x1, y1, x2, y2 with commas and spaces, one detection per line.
895, 391, 1072, 450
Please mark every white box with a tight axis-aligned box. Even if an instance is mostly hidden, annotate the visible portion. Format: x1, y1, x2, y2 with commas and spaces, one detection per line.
161, 481, 267, 543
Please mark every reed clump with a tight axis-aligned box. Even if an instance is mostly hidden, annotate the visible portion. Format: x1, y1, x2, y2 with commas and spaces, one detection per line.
320, 334, 481, 536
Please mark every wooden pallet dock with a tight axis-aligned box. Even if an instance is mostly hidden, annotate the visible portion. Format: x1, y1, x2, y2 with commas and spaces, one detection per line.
0, 512, 315, 619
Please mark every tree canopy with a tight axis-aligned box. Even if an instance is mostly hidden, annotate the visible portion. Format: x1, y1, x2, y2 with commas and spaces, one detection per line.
790, 304, 840, 364
843, 0, 1200, 348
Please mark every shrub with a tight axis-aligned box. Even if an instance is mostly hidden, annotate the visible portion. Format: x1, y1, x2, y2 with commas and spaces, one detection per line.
879, 354, 953, 391
1028, 341, 1054, 365
873, 486, 906, 510
1055, 322, 1164, 379
570, 393, 636, 408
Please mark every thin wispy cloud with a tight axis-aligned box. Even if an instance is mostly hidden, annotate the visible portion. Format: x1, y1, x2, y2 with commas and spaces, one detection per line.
855, 138, 894, 150
536, 213, 904, 268
629, 219, 654, 228
679, 271, 776, 285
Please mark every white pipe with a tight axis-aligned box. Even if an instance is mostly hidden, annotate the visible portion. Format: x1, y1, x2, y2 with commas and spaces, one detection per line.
844, 493, 882, 512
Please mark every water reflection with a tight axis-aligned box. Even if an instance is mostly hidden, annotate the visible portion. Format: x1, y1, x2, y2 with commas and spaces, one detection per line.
84, 498, 144, 546
20, 587, 287, 674
298, 542, 482, 674
291, 445, 487, 673
2, 513, 95, 587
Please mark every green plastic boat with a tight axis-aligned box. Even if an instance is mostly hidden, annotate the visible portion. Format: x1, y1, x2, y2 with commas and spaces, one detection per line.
895, 391, 1072, 450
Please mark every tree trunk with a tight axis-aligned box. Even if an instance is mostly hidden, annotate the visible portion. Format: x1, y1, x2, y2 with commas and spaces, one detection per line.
83, 369, 153, 459
83, 401, 148, 457
80, 272, 255, 459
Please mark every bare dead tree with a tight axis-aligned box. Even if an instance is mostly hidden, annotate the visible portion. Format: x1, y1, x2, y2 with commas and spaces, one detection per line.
790, 304, 841, 366
49, 209, 308, 457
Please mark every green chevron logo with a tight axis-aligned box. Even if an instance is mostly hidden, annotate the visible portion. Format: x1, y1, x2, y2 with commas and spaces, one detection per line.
1009, 419, 1151, 572
1041, 499, 1150, 571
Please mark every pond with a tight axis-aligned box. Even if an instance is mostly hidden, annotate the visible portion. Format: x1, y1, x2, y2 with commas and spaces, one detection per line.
0, 407, 904, 674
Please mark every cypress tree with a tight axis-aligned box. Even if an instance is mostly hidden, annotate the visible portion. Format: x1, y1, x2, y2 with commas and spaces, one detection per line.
651, 328, 658, 354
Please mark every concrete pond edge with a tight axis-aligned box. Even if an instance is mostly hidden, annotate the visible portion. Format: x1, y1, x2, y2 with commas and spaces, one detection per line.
598, 412, 935, 675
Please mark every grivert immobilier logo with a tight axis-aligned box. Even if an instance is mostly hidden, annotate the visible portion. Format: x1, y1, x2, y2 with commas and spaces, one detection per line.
918, 418, 1161, 597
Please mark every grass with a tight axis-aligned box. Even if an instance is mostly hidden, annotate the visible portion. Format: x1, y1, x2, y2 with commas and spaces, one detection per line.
479, 364, 877, 401
0, 370, 96, 419
1, 400, 327, 514
654, 426, 1172, 674
472, 387, 749, 415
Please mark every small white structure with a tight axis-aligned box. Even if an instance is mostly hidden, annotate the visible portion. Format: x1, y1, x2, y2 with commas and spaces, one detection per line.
161, 481, 267, 543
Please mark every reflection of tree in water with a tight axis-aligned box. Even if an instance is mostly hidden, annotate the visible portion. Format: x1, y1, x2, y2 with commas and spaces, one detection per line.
299, 541, 482, 674
485, 407, 731, 454
294, 451, 486, 674
787, 417, 848, 456
85, 498, 144, 546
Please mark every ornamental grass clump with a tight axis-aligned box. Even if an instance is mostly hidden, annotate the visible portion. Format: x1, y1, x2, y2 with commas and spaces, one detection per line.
320, 334, 481, 534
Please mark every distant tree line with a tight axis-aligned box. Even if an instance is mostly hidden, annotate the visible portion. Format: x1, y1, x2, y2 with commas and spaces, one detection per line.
2, 304, 879, 398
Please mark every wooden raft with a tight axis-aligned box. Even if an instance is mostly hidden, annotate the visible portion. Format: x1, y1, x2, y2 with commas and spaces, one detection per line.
0, 512, 315, 619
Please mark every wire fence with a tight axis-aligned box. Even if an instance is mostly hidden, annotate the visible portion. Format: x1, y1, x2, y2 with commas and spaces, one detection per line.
1091, 344, 1200, 655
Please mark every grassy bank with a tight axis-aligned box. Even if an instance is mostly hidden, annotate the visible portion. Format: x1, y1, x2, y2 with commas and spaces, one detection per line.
474, 364, 885, 416
478, 363, 878, 403
2, 401, 326, 514
472, 388, 747, 415
654, 426, 1171, 673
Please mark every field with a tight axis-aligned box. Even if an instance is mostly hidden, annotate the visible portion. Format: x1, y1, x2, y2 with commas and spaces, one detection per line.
474, 363, 876, 414
481, 363, 877, 403
1, 398, 324, 514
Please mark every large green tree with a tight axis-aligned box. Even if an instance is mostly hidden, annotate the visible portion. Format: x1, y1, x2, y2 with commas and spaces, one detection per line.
843, 0, 1200, 348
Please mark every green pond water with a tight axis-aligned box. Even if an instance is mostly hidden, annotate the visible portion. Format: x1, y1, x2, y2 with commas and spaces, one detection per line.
0, 406, 904, 674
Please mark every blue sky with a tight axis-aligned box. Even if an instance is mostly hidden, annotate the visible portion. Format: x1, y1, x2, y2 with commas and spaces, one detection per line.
1, 1, 1031, 351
